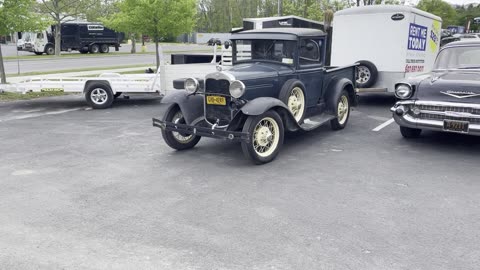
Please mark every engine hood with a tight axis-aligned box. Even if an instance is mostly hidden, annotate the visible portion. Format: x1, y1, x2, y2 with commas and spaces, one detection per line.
224, 62, 293, 81
414, 70, 480, 103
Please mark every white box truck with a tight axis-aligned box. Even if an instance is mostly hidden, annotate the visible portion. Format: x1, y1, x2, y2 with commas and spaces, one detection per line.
331, 5, 442, 93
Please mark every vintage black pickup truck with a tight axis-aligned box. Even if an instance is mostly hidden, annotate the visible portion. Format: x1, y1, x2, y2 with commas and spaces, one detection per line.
391, 40, 480, 138
153, 28, 358, 164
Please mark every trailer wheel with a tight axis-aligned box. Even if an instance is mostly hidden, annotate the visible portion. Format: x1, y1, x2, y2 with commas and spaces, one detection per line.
89, 44, 100, 54
85, 82, 114, 109
99, 44, 109, 53
34, 52, 43, 55
356, 60, 378, 88
45, 45, 54, 55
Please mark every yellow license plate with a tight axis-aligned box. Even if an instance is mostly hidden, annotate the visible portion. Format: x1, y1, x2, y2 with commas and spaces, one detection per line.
206, 95, 226, 105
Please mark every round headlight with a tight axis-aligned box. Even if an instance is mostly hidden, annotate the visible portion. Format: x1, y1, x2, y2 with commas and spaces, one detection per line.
185, 78, 199, 94
395, 84, 412, 99
229, 80, 245, 99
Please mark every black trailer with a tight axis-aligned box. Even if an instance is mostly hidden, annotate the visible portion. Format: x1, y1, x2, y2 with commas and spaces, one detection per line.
49, 22, 123, 54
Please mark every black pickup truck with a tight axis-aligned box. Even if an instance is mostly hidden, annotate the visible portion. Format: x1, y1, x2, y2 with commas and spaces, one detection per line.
153, 28, 358, 164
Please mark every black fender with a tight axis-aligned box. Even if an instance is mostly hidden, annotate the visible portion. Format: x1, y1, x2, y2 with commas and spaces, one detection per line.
229, 97, 300, 132
324, 78, 357, 114
159, 90, 204, 124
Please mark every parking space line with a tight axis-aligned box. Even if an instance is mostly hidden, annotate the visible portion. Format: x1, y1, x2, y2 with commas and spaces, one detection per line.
372, 118, 395, 132
0, 107, 85, 122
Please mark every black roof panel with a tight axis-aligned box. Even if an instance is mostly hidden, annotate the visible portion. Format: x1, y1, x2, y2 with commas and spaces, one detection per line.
231, 27, 326, 40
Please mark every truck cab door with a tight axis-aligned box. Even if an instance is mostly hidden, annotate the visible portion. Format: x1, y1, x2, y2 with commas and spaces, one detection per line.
35, 32, 46, 52
296, 37, 326, 108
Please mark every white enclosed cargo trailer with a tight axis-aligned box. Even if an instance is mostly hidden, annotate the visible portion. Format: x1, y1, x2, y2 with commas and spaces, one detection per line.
331, 5, 442, 93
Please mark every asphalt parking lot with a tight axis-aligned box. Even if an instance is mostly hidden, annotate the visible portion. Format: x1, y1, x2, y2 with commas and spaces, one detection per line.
0, 94, 479, 269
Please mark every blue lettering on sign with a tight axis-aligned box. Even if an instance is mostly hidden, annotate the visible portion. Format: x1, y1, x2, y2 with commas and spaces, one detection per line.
408, 23, 427, 51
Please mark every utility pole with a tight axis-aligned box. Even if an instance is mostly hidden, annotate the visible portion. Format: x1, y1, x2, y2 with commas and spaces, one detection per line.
277, 0, 282, 16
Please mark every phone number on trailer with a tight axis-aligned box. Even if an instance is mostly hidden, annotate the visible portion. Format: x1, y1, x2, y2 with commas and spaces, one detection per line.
405, 64, 424, 73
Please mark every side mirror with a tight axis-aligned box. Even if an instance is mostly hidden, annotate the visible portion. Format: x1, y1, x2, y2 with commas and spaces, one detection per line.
224, 41, 231, 49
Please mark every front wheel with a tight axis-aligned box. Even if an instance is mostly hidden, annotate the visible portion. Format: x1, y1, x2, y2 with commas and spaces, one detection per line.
400, 126, 422, 138
330, 90, 351, 130
161, 106, 201, 150
241, 110, 284, 164
45, 45, 54, 55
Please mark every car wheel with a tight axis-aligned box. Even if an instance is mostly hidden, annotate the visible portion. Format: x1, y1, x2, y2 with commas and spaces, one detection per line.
89, 44, 99, 53
330, 90, 351, 130
100, 44, 109, 53
241, 110, 284, 164
400, 126, 422, 138
85, 82, 114, 109
279, 79, 306, 124
34, 52, 43, 55
356, 60, 378, 88
45, 45, 54, 55
161, 106, 201, 150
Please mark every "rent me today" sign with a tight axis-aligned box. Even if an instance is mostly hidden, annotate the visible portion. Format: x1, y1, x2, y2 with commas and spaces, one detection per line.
408, 23, 427, 51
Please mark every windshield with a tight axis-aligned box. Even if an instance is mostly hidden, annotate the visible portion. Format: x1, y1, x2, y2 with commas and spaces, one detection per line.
233, 39, 296, 65
434, 46, 480, 70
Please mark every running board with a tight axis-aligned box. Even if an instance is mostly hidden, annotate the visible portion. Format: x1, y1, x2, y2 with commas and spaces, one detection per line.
300, 114, 336, 131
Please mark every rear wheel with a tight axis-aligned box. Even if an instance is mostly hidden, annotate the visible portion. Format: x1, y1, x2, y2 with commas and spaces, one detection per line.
85, 82, 114, 109
89, 44, 99, 53
400, 126, 422, 138
161, 106, 201, 150
99, 44, 109, 53
45, 45, 54, 55
330, 90, 351, 130
241, 110, 284, 164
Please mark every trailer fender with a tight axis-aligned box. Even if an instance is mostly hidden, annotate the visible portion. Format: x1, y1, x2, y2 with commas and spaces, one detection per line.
84, 80, 113, 93
232, 97, 300, 132
325, 78, 357, 113
160, 90, 204, 125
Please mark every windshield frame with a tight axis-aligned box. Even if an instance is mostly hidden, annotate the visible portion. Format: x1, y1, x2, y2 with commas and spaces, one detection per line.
231, 39, 298, 67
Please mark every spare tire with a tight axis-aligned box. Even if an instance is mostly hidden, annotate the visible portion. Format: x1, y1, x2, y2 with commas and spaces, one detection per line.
356, 60, 378, 88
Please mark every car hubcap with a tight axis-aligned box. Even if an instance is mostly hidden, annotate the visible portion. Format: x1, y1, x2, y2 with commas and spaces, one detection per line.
357, 66, 371, 84
253, 117, 280, 157
91, 88, 108, 105
337, 95, 349, 125
287, 87, 305, 122
172, 111, 194, 143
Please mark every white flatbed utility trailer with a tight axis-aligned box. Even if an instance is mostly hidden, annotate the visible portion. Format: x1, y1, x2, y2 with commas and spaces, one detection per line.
0, 63, 218, 109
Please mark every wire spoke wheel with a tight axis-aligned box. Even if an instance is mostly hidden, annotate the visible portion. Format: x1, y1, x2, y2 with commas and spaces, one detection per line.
337, 95, 349, 125
252, 117, 280, 158
171, 111, 194, 143
287, 87, 305, 122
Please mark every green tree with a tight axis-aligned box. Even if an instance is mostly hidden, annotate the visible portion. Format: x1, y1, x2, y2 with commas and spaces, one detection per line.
0, 0, 50, 84
417, 0, 457, 26
38, 0, 92, 56
105, 0, 196, 69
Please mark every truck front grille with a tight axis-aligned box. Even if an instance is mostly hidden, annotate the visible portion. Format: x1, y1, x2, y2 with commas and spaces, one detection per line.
205, 79, 232, 126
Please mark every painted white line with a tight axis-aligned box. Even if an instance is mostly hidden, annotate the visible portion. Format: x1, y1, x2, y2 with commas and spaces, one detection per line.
0, 107, 85, 122
372, 118, 395, 132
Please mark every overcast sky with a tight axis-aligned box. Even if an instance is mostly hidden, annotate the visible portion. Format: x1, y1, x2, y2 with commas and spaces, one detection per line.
445, 0, 480, 4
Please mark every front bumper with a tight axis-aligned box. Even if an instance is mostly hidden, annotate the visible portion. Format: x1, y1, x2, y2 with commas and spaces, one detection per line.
152, 118, 249, 142
391, 100, 480, 136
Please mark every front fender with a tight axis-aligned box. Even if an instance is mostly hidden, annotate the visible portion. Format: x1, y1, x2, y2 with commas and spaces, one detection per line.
234, 97, 300, 132
324, 78, 356, 113
160, 90, 204, 124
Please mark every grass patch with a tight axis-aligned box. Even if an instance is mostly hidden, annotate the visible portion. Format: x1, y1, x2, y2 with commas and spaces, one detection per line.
0, 91, 67, 101
7, 64, 150, 77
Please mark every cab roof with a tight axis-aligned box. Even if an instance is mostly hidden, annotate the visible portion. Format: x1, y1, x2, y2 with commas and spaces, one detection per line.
231, 28, 326, 41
